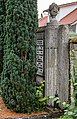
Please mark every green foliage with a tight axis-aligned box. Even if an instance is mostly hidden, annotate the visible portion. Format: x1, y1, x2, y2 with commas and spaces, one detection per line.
0, 0, 6, 95
59, 115, 69, 119
59, 104, 77, 119
69, 31, 77, 38
35, 81, 51, 110
1, 0, 38, 113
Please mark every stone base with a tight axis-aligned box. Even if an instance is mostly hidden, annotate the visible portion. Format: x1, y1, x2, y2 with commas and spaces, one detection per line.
2, 114, 51, 119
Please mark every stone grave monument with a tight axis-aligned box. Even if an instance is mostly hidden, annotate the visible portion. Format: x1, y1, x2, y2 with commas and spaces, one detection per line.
36, 3, 69, 107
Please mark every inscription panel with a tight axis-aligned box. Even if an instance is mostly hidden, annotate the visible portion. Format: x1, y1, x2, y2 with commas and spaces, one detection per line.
36, 32, 44, 40
37, 40, 43, 45
36, 55, 43, 62
36, 32, 45, 76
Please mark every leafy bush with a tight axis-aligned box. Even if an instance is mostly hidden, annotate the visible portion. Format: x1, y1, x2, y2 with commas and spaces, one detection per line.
35, 81, 48, 110
0, 0, 6, 94
35, 81, 53, 111
1, 0, 38, 113
59, 103, 77, 119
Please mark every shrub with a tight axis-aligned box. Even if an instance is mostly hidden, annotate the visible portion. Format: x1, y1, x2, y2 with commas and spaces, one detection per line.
0, 0, 6, 95
1, 0, 38, 113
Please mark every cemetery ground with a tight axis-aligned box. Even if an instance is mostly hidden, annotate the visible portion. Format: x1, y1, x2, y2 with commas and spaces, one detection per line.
0, 96, 48, 118
0, 96, 63, 119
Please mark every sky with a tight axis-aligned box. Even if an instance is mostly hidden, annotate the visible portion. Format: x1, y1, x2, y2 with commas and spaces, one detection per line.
37, 0, 77, 18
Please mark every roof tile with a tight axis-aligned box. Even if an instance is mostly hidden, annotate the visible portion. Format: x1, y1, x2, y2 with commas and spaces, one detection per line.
38, 16, 48, 27
60, 8, 77, 24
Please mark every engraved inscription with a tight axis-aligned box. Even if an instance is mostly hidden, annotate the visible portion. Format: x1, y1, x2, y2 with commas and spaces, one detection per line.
37, 40, 43, 45
36, 46, 43, 51
36, 32, 44, 76
38, 68, 43, 75
37, 62, 43, 68
36, 55, 43, 62
36, 50, 43, 55
37, 33, 44, 39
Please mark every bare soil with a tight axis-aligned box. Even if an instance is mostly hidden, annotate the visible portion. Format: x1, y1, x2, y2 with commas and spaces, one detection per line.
0, 97, 47, 119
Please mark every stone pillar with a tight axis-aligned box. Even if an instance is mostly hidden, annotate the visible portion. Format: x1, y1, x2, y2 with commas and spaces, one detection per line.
45, 23, 69, 106
57, 25, 69, 105
45, 20, 59, 105
40, 3, 69, 107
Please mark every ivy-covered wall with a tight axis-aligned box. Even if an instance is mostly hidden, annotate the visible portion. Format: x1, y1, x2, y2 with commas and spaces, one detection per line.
0, 0, 38, 113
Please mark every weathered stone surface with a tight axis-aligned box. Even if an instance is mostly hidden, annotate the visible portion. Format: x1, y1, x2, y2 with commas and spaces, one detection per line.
2, 114, 51, 119
57, 25, 69, 105
36, 8, 69, 107
45, 21, 69, 106
49, 3, 60, 19
45, 20, 59, 105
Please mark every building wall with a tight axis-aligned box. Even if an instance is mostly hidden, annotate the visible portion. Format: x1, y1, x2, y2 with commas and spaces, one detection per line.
56, 4, 77, 21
